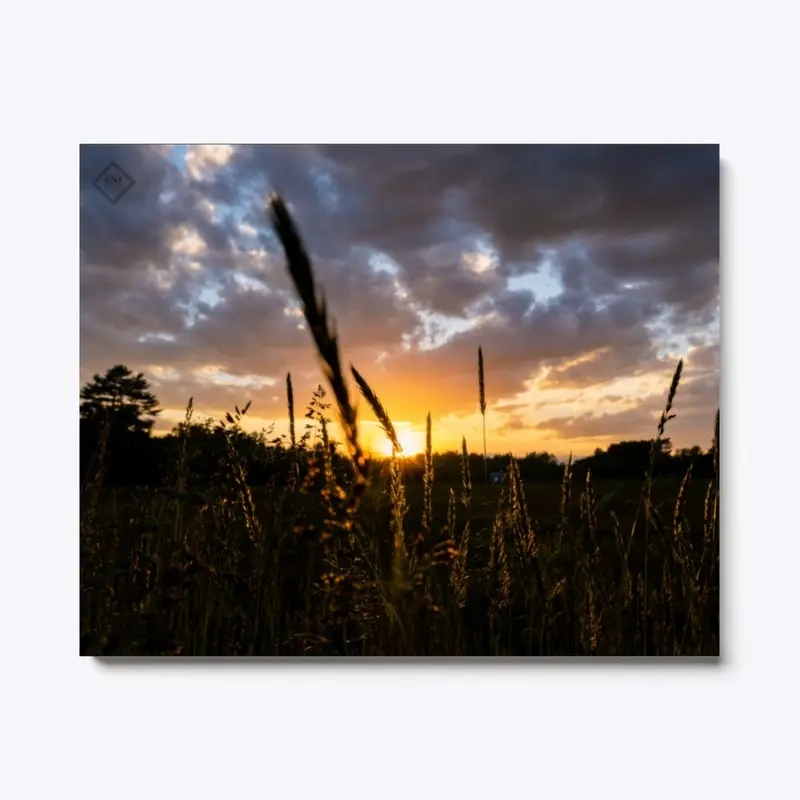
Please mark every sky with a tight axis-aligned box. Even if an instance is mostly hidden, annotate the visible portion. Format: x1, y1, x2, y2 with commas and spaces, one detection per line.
79, 144, 719, 459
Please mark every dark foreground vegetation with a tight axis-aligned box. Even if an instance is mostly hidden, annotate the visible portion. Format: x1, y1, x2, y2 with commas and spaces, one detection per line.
80, 196, 719, 657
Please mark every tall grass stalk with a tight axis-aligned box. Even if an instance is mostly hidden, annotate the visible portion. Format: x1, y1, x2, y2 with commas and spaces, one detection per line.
450, 437, 472, 609
559, 453, 573, 546
390, 454, 409, 590
478, 346, 488, 482
489, 493, 511, 654
286, 373, 296, 449
350, 364, 402, 454
642, 358, 683, 655
422, 411, 434, 537
447, 488, 457, 542
173, 396, 194, 544
269, 194, 367, 498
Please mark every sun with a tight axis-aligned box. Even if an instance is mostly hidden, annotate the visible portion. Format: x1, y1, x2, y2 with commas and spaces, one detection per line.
377, 428, 425, 458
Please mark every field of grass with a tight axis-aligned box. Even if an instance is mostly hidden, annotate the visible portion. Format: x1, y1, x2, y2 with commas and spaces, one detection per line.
79, 196, 719, 658
80, 465, 717, 657
400, 477, 708, 538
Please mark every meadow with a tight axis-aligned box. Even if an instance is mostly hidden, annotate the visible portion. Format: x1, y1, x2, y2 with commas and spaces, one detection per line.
79, 195, 719, 658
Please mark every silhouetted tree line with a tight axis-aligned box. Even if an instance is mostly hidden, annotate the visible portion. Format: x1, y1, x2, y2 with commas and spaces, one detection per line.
572, 440, 715, 481
80, 365, 714, 489
401, 441, 713, 483
80, 366, 360, 490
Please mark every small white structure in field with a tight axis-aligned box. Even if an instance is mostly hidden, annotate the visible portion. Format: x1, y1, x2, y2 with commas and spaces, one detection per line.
490, 471, 505, 485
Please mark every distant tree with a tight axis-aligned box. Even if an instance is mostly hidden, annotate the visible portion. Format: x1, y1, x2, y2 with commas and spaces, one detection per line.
80, 365, 161, 435
677, 446, 703, 459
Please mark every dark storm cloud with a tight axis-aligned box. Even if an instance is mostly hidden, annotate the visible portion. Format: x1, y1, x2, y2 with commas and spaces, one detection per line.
305, 143, 719, 285
149, 143, 719, 318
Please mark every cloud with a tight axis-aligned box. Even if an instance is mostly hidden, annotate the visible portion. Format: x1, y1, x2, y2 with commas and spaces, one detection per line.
80, 144, 719, 454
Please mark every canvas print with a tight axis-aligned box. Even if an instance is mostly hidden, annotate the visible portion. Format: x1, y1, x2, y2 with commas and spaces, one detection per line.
80, 144, 720, 657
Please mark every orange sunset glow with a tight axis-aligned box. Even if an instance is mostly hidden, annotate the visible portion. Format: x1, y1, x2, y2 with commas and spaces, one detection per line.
369, 424, 426, 458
